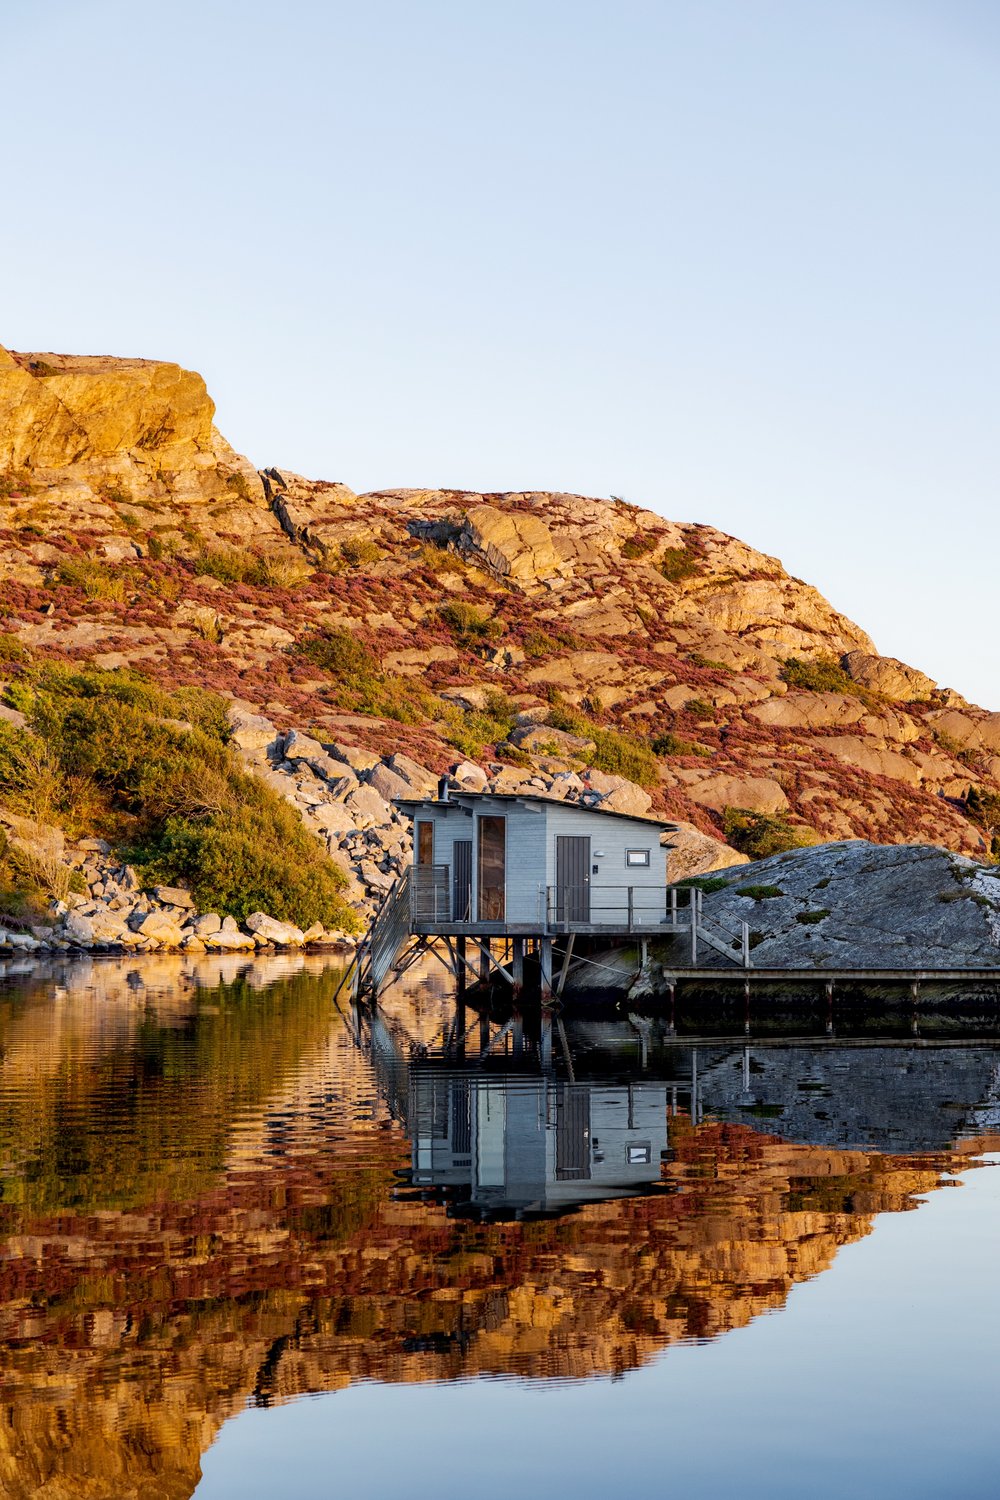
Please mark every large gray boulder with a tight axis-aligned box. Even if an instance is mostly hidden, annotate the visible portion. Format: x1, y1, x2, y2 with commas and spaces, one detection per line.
663, 841, 1000, 970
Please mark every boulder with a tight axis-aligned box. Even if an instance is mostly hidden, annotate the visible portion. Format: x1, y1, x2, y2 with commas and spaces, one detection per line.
582, 771, 653, 817
281, 729, 327, 763
152, 885, 195, 909
344, 785, 393, 830
748, 693, 867, 730
191, 913, 222, 935
510, 724, 596, 757
369, 764, 413, 803
244, 911, 306, 946
665, 822, 750, 883
326, 741, 382, 773
133, 911, 185, 946
460, 503, 563, 582
386, 753, 438, 795
842, 651, 936, 701
451, 760, 489, 791
685, 774, 790, 816
229, 707, 278, 752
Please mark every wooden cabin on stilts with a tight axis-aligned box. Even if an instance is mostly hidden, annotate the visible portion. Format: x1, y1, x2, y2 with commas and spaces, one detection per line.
341, 780, 750, 1018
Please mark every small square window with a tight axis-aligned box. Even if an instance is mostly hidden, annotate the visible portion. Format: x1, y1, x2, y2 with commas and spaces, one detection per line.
627, 1143, 651, 1164
625, 848, 650, 868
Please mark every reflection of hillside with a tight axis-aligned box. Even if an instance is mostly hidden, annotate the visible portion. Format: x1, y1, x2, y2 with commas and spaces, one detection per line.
0, 970, 994, 1500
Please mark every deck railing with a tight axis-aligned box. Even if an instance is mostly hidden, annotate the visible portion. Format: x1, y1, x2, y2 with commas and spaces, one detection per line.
411, 864, 451, 923
544, 884, 672, 931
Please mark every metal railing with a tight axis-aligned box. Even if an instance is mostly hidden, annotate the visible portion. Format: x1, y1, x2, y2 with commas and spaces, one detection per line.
411, 864, 451, 923
545, 884, 673, 931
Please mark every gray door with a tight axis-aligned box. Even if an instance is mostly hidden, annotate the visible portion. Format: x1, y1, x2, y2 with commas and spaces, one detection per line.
555, 835, 591, 923
453, 839, 472, 922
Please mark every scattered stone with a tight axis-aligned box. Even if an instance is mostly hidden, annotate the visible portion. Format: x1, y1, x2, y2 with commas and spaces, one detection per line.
152, 885, 195, 909
244, 911, 306, 947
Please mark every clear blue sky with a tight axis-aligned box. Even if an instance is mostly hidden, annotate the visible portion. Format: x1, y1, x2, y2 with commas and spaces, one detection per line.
4, 1, 998, 707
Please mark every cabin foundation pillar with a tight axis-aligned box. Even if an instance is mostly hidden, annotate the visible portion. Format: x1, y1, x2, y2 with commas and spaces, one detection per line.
479, 939, 491, 985
512, 938, 524, 1000
539, 937, 554, 1006
456, 936, 467, 995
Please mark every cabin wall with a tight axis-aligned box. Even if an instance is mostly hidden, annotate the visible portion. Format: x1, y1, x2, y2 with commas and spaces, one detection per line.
492, 803, 548, 924
544, 803, 668, 926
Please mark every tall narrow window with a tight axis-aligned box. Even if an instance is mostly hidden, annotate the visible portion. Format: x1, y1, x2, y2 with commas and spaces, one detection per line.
416, 822, 434, 865
477, 816, 506, 922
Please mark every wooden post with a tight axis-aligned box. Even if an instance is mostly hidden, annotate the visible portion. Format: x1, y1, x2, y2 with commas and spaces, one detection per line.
512, 937, 524, 1000
479, 938, 491, 985
540, 936, 554, 1006
456, 936, 467, 996
741, 921, 750, 968
628, 886, 634, 931
671, 887, 677, 927
690, 889, 698, 965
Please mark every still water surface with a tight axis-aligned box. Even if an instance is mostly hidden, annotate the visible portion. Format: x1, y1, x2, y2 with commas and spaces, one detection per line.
0, 954, 998, 1498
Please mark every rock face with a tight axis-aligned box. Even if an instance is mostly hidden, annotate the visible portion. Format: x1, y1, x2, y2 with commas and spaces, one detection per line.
2, 335, 999, 899
658, 842, 1000, 971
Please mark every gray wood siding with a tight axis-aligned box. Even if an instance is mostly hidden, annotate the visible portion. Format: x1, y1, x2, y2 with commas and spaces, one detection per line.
543, 802, 667, 927
498, 804, 548, 924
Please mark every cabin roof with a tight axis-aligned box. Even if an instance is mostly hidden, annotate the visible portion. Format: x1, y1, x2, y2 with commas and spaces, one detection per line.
394, 790, 679, 831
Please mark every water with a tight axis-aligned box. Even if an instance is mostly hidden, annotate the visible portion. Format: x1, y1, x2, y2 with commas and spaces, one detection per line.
0, 954, 998, 1499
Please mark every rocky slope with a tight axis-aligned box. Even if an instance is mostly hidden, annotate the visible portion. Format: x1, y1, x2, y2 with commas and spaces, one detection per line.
3, 340, 999, 938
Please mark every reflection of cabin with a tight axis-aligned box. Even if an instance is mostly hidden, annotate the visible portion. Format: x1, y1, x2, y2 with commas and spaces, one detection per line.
396, 789, 677, 936
409, 1071, 671, 1218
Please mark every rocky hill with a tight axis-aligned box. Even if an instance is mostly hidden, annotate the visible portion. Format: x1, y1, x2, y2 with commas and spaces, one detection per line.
2, 340, 999, 939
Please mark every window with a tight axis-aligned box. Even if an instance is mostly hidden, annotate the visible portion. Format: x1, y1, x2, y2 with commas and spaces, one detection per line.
477, 815, 506, 921
416, 821, 434, 865
625, 848, 650, 868
627, 1143, 652, 1165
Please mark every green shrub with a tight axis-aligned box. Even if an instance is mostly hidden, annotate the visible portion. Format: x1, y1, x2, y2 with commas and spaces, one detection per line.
439, 691, 517, 757
736, 884, 784, 900
621, 533, 658, 560
651, 731, 710, 758
722, 807, 817, 859
0, 470, 35, 499
301, 626, 379, 680
297, 628, 431, 724
964, 786, 1000, 831
674, 876, 731, 893
782, 655, 859, 695
590, 728, 659, 785
11, 666, 358, 930
658, 546, 701, 582
795, 909, 830, 924
55, 558, 131, 602
439, 600, 504, 645
685, 698, 714, 720
548, 701, 659, 785
339, 536, 382, 567
193, 547, 309, 588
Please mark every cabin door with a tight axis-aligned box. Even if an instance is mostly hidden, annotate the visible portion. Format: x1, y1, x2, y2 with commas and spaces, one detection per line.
453, 839, 472, 922
555, 836, 591, 923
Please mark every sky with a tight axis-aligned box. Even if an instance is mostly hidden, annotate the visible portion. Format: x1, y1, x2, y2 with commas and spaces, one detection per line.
3, 0, 998, 708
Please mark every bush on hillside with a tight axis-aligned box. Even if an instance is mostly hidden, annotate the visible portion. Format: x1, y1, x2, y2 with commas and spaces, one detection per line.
722, 807, 817, 860
1, 665, 357, 930
298, 627, 432, 724
439, 601, 504, 645
782, 654, 862, 696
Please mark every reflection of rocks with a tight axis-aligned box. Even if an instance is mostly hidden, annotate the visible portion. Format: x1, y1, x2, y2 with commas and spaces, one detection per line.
0, 968, 994, 1499
694, 1043, 1000, 1153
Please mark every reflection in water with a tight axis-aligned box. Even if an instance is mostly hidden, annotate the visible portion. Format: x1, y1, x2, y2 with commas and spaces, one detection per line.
0, 955, 996, 1499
